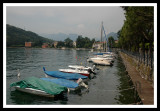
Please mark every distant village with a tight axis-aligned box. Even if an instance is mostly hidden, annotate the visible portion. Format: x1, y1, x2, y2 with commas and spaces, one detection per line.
25, 39, 118, 50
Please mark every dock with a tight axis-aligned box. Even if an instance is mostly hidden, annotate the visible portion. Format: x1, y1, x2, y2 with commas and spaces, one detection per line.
119, 51, 154, 105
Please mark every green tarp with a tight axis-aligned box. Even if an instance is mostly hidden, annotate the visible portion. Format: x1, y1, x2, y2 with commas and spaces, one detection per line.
10, 76, 68, 95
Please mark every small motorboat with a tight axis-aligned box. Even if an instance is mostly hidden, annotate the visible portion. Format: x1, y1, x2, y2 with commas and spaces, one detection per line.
10, 76, 68, 98
59, 68, 90, 77
92, 59, 113, 66
68, 65, 96, 72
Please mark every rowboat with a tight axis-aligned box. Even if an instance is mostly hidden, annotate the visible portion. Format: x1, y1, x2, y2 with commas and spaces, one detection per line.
43, 67, 88, 80
10, 76, 68, 98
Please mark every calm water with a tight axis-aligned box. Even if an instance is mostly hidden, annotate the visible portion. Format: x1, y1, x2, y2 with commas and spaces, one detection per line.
6, 48, 139, 105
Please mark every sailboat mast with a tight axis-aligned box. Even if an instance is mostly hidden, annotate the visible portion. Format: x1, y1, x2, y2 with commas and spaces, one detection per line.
101, 21, 103, 52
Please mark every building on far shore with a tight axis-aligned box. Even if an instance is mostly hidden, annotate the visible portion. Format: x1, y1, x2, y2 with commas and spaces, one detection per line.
73, 41, 76, 48
25, 42, 33, 47
42, 43, 49, 48
53, 41, 58, 48
92, 42, 105, 50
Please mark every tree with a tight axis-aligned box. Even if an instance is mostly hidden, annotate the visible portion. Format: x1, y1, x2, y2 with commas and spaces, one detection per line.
64, 37, 73, 48
108, 36, 115, 48
56, 41, 65, 48
118, 6, 154, 52
76, 36, 94, 48
76, 35, 85, 48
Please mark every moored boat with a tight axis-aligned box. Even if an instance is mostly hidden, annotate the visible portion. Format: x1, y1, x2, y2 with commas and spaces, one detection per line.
10, 76, 68, 98
92, 59, 113, 66
40, 78, 88, 91
68, 65, 96, 72
43, 67, 88, 80
59, 68, 90, 77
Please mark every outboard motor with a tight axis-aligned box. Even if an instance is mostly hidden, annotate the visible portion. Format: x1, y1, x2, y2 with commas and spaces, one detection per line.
76, 78, 88, 89
88, 68, 96, 74
92, 65, 96, 71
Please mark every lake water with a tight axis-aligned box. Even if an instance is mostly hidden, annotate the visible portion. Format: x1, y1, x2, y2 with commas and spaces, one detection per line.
6, 48, 140, 106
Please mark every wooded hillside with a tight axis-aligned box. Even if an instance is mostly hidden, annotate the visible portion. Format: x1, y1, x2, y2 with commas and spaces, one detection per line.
6, 24, 54, 47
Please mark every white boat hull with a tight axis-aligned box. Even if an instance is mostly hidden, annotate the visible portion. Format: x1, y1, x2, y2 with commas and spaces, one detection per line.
14, 86, 55, 98
59, 69, 90, 77
92, 59, 113, 66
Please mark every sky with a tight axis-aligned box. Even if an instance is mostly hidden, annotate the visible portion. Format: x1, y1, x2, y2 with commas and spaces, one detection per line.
6, 4, 126, 39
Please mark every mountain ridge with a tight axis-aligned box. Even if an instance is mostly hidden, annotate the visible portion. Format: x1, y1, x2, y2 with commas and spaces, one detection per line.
39, 32, 118, 41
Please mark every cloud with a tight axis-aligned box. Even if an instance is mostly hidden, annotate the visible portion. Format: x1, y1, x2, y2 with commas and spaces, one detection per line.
6, 6, 125, 39
77, 24, 85, 28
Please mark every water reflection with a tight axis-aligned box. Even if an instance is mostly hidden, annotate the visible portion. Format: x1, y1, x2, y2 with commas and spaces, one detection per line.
115, 54, 142, 104
10, 90, 68, 105
6, 48, 142, 105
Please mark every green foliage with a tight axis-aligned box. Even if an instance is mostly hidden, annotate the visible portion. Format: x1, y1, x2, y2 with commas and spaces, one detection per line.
118, 6, 154, 52
64, 37, 73, 48
108, 36, 115, 48
76, 36, 95, 48
56, 41, 65, 48
6, 24, 54, 47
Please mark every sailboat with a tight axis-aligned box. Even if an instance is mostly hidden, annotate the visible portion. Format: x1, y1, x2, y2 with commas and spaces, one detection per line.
88, 22, 113, 66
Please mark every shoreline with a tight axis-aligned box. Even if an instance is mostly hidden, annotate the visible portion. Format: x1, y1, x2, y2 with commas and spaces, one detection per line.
119, 51, 154, 105
6, 47, 92, 50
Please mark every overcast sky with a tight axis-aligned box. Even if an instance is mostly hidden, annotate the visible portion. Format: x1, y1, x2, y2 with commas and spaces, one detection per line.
6, 5, 126, 39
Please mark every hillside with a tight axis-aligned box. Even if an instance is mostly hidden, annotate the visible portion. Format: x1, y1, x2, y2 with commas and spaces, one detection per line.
106, 32, 118, 40
6, 24, 54, 47
39, 33, 79, 41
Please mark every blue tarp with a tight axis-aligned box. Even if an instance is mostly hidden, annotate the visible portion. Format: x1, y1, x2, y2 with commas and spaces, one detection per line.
93, 53, 104, 55
40, 78, 79, 88
43, 67, 88, 80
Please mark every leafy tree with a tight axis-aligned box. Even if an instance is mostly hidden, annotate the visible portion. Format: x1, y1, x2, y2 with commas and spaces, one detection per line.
118, 6, 153, 52
56, 41, 65, 48
64, 37, 73, 48
108, 36, 115, 48
76, 36, 94, 48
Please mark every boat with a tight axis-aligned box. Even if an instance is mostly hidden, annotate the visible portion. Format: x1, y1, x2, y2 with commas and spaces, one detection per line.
59, 68, 90, 77
92, 59, 113, 66
10, 76, 68, 98
59, 65, 96, 77
40, 78, 88, 91
43, 67, 88, 80
87, 52, 115, 63
68, 65, 96, 72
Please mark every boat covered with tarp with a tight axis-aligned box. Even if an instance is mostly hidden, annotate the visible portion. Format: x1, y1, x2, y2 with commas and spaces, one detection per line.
40, 78, 79, 89
10, 76, 68, 97
40, 78, 89, 91
43, 67, 88, 80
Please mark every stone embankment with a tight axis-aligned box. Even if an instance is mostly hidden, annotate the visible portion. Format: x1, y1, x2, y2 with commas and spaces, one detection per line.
119, 51, 154, 105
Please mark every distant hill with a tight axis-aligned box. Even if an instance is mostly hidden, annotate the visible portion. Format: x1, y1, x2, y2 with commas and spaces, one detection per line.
106, 32, 118, 40
7, 24, 54, 47
39, 33, 79, 41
